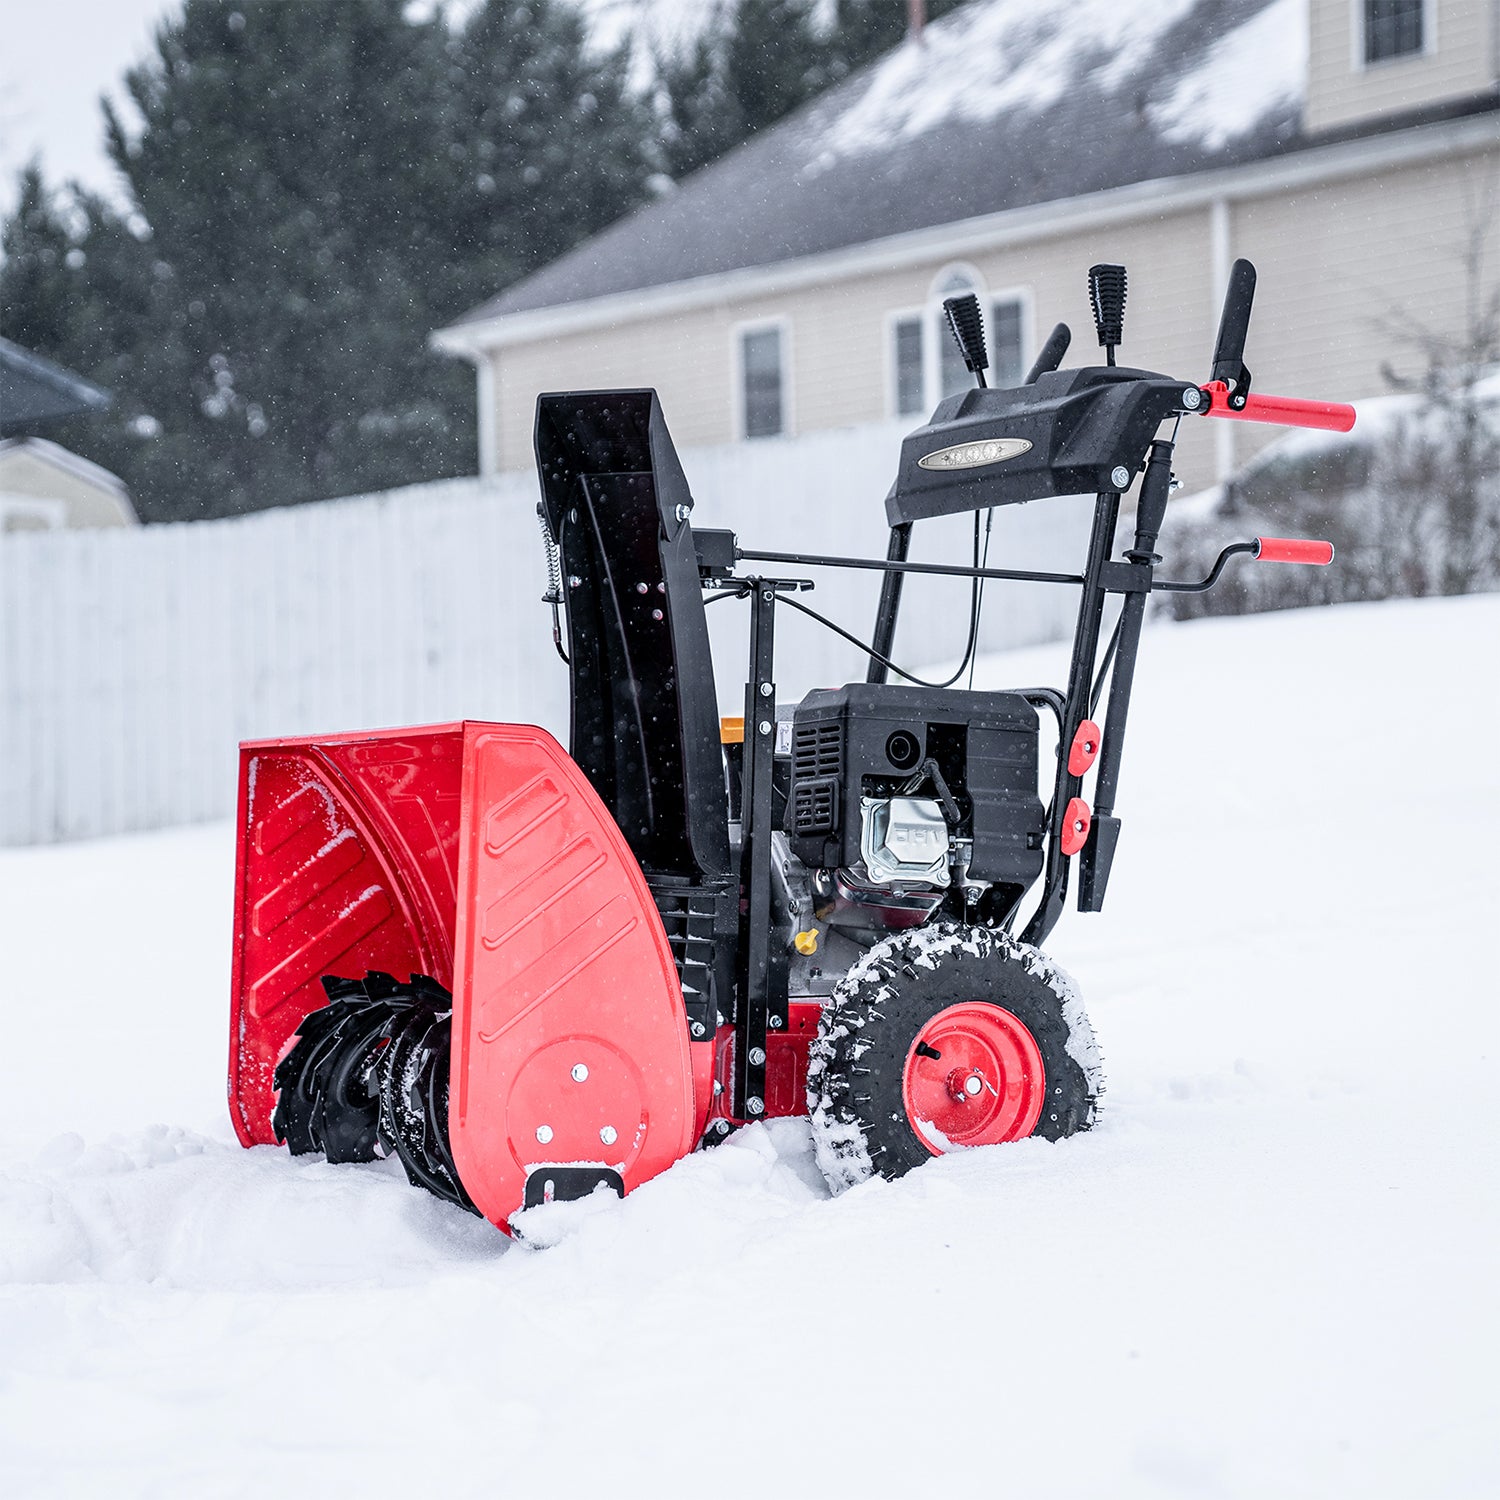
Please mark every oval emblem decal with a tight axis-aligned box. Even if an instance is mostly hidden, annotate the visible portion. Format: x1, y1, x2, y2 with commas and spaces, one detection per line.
918, 437, 1033, 471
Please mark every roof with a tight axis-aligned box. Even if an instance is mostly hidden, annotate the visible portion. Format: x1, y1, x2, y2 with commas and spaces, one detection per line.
445, 0, 1309, 336
0, 337, 112, 430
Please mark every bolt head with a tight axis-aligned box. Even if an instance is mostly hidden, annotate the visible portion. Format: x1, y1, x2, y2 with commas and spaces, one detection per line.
535, 1124, 553, 1144
567, 575, 581, 588
674, 503, 691, 521
759, 682, 773, 697
1182, 386, 1204, 410
635, 582, 648, 594
599, 1125, 618, 1146
746, 1096, 765, 1116
769, 1015, 783, 1029
691, 1020, 706, 1037
651, 608, 664, 621
964, 1074, 984, 1097
715, 1119, 731, 1134
748, 1046, 766, 1065
1110, 465, 1131, 489
571, 1063, 589, 1082
758, 720, 772, 735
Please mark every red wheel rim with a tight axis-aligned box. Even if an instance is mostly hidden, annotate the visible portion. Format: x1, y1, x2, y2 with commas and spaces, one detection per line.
901, 1004, 1045, 1154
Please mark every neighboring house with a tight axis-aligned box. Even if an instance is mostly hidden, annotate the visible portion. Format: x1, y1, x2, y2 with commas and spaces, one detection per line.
0, 438, 137, 531
434, 0, 1500, 496
0, 338, 133, 530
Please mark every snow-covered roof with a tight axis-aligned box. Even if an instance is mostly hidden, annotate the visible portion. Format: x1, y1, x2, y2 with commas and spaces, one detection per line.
450, 0, 1314, 330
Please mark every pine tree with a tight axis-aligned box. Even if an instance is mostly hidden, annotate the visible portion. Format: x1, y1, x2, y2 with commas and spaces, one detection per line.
445, 0, 651, 303
0, 165, 83, 358
0, 0, 654, 521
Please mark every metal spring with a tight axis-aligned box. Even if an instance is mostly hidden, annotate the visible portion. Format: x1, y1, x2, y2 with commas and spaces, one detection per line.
536, 502, 564, 604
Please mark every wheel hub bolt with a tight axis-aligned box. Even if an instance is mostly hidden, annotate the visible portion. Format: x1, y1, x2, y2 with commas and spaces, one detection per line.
948, 1070, 986, 1101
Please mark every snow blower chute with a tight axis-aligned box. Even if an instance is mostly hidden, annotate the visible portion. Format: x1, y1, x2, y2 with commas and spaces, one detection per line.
229, 258, 1355, 1231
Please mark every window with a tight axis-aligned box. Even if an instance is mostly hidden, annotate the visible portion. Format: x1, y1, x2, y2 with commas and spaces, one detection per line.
892, 267, 1028, 416
893, 317, 924, 416
738, 323, 786, 438
988, 299, 1024, 387
1363, 0, 1425, 65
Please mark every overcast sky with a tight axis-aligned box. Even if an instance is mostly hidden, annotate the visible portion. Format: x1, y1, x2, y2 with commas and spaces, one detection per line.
0, 0, 686, 216
1, 0, 184, 212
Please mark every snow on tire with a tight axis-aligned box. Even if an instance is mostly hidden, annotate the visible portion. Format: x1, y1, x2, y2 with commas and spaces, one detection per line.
807, 923, 1103, 1193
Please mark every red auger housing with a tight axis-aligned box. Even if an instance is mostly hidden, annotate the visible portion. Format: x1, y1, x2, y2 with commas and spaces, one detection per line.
230, 258, 1353, 1233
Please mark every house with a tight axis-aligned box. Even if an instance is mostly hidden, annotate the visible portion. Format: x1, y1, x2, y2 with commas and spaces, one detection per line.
0, 339, 134, 530
433, 0, 1500, 496
0, 438, 137, 531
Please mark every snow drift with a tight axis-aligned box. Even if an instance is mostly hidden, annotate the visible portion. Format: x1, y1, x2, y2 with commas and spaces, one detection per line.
1, 595, 1496, 1498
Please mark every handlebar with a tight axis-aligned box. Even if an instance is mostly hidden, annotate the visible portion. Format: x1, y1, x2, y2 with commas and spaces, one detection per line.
1253, 536, 1335, 565
1200, 380, 1356, 433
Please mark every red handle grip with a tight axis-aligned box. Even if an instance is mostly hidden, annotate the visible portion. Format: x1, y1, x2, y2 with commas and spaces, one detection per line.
1202, 381, 1356, 432
1254, 536, 1335, 565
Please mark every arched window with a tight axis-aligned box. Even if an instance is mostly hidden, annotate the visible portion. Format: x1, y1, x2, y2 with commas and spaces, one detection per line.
889, 263, 1030, 417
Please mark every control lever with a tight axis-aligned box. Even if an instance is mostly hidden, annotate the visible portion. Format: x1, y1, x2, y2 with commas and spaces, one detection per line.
1088, 264, 1127, 365
1025, 322, 1072, 383
942, 294, 989, 387
1210, 258, 1257, 406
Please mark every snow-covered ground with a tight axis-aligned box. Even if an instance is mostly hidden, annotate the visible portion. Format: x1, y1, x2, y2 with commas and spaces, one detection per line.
2, 596, 1496, 1498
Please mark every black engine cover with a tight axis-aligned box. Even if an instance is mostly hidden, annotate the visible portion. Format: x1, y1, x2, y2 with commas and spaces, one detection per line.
786, 685, 1044, 890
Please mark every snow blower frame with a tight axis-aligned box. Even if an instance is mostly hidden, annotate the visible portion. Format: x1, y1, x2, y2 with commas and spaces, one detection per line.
229, 258, 1354, 1230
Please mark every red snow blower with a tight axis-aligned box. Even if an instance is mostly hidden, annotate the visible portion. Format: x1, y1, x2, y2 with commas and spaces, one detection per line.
229, 258, 1353, 1230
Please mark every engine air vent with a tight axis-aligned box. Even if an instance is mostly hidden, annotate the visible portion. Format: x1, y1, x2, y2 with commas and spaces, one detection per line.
793, 779, 838, 836
793, 720, 842, 779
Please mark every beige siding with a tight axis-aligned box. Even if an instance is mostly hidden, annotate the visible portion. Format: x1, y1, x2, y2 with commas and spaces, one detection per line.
485, 136, 1500, 497
491, 210, 1222, 487
1308, 0, 1497, 135
1232, 144, 1500, 466
0, 448, 134, 529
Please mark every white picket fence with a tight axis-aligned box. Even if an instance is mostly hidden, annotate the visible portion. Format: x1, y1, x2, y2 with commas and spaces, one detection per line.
0, 421, 1092, 844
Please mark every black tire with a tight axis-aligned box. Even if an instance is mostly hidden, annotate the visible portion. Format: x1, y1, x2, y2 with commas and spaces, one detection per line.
807, 923, 1103, 1192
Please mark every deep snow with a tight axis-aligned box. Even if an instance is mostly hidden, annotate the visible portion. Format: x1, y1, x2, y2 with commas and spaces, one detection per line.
2, 595, 1497, 1498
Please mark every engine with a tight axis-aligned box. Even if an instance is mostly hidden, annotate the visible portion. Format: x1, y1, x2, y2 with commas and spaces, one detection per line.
776, 684, 1046, 954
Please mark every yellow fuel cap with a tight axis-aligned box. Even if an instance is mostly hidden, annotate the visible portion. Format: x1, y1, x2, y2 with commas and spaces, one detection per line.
793, 929, 819, 956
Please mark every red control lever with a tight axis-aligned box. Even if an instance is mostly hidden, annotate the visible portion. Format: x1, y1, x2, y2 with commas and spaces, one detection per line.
1201, 380, 1355, 433
1254, 536, 1335, 565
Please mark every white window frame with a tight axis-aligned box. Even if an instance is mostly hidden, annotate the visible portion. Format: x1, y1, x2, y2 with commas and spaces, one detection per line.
886, 264, 1034, 418
1353, 0, 1436, 71
732, 315, 793, 441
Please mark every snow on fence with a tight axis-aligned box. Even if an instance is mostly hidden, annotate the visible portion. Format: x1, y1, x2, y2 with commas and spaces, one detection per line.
0, 421, 1091, 844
